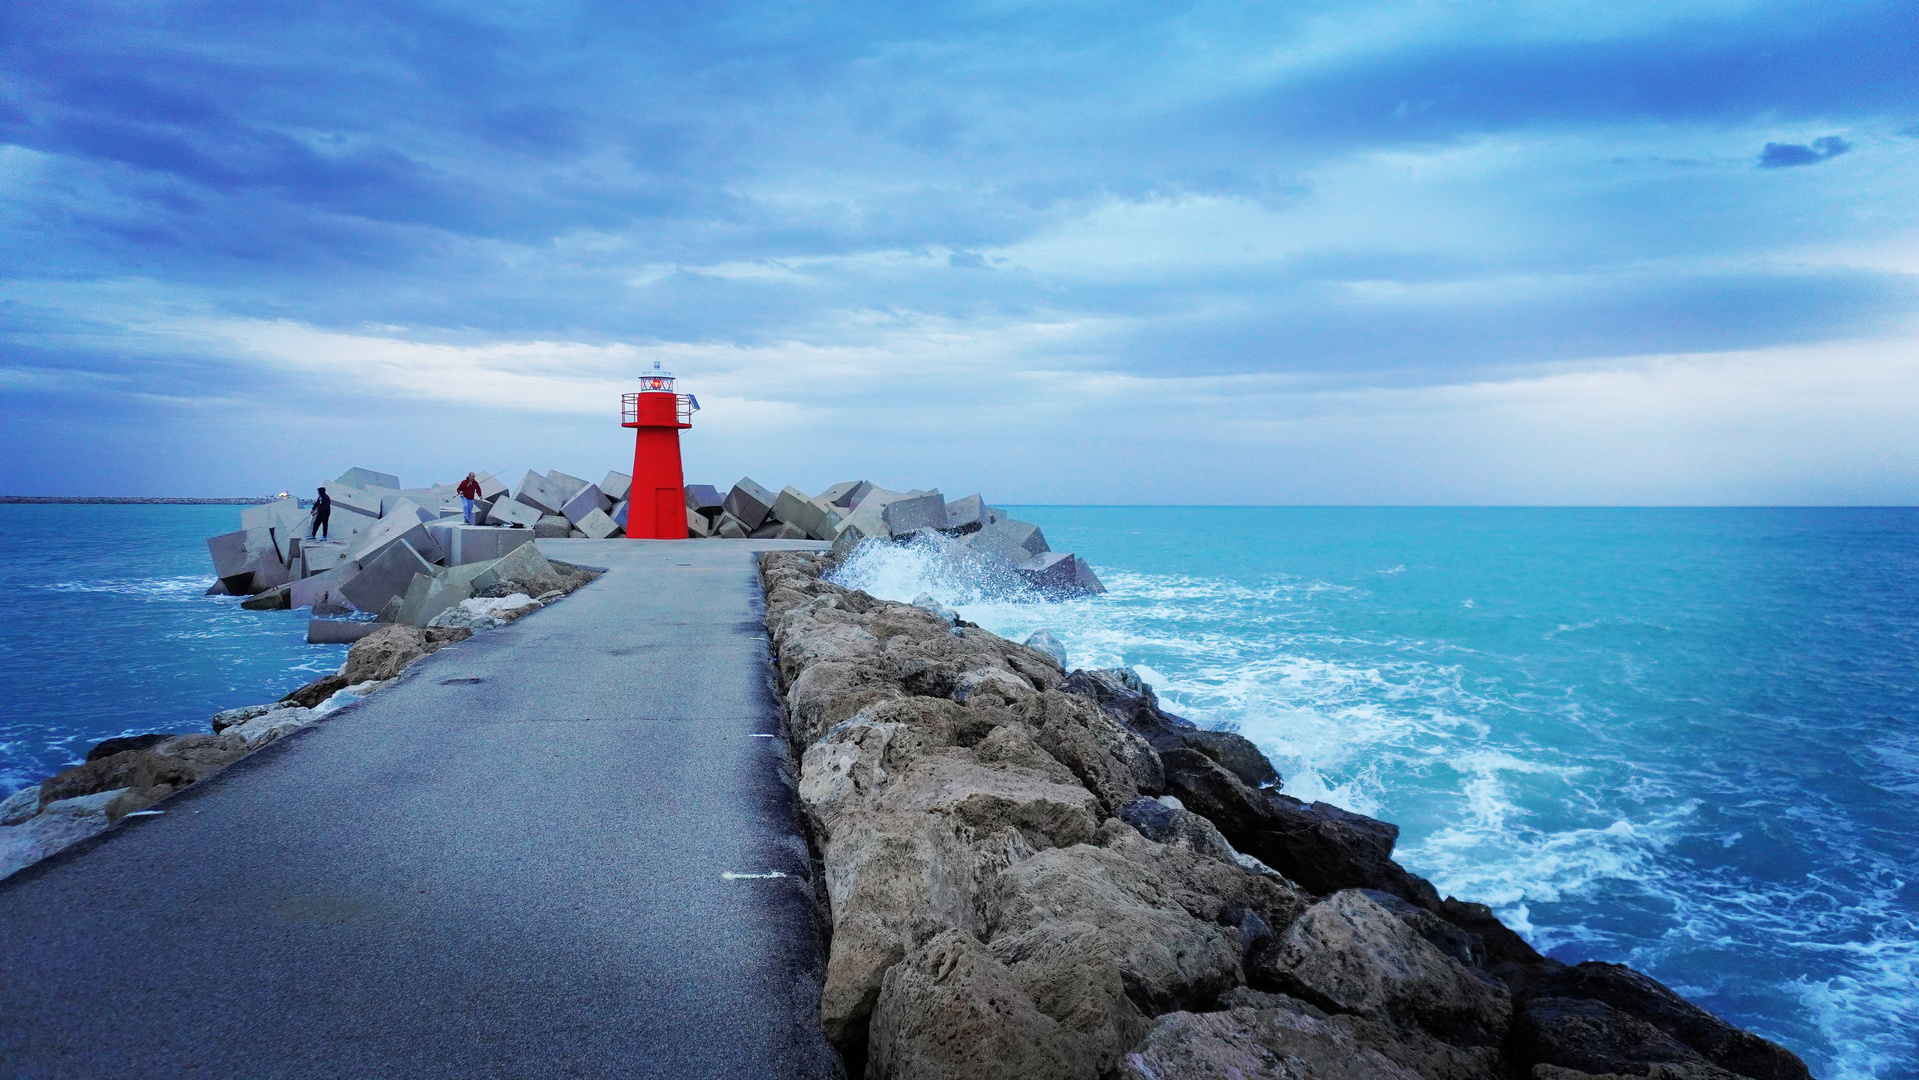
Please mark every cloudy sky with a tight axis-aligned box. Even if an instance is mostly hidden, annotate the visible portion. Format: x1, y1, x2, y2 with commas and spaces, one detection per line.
3, 0, 1914, 502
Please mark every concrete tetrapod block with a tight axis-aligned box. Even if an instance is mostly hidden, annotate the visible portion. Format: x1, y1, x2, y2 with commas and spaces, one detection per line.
684, 485, 724, 522
965, 518, 1050, 566
1015, 552, 1106, 597
944, 494, 988, 534
534, 515, 572, 539
817, 480, 871, 508
301, 540, 353, 578
206, 528, 291, 594
307, 620, 382, 645
290, 560, 359, 610
810, 498, 845, 541
322, 484, 382, 520
468, 542, 559, 595
575, 507, 620, 540
424, 523, 533, 566
881, 493, 948, 538
546, 470, 590, 502
340, 540, 435, 614
485, 497, 541, 528
686, 508, 712, 538
828, 519, 881, 559
335, 467, 400, 491
395, 562, 492, 627
771, 486, 830, 538
347, 509, 446, 568
714, 512, 749, 539
474, 472, 510, 501
561, 483, 611, 525
380, 495, 438, 522
848, 485, 907, 511
831, 500, 892, 543
599, 471, 632, 503
240, 497, 303, 535
610, 500, 629, 530
514, 470, 564, 516
723, 477, 777, 530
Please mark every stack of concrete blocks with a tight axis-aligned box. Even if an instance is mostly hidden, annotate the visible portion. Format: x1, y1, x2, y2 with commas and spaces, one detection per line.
807, 479, 1105, 597
209, 465, 576, 620
389, 539, 549, 630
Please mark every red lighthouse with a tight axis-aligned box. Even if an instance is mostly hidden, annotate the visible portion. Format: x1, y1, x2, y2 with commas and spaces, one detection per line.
620, 361, 698, 539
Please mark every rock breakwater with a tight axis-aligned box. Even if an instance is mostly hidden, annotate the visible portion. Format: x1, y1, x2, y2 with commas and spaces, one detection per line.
759, 550, 1810, 1080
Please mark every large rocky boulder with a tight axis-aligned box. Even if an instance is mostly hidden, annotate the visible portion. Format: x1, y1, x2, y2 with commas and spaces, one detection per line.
1257, 890, 1512, 1050
867, 929, 1088, 1080
1118, 1003, 1426, 1080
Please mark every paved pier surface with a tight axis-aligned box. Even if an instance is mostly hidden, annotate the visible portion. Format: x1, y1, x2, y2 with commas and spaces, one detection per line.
0, 539, 843, 1080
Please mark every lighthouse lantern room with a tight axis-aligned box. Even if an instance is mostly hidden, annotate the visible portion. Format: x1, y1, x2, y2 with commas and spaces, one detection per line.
620, 361, 698, 539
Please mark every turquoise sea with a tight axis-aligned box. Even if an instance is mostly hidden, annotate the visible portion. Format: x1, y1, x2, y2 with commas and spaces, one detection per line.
833, 506, 1919, 1080
5, 504, 1915, 1078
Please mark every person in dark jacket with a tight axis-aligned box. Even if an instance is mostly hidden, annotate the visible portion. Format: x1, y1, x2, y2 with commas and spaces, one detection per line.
457, 473, 484, 524
310, 487, 331, 539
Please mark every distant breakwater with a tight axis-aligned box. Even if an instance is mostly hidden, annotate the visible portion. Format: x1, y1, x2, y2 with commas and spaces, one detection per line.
0, 496, 281, 505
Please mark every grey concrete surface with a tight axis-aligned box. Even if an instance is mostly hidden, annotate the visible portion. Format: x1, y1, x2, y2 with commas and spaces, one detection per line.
0, 538, 843, 1080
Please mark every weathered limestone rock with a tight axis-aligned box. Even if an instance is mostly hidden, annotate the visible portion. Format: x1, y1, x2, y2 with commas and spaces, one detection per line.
983, 843, 1246, 1018
342, 625, 430, 683
534, 514, 572, 539
867, 929, 1088, 1080
1261, 890, 1512, 1048
1118, 1005, 1426, 1080
1532, 963, 1809, 1080
1, 790, 127, 881
1023, 629, 1067, 667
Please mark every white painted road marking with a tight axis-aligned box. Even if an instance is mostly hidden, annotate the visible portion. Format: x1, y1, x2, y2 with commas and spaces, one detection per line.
721, 872, 788, 880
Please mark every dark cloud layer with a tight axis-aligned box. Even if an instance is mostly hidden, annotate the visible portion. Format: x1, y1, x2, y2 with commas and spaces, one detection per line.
1, 0, 1915, 495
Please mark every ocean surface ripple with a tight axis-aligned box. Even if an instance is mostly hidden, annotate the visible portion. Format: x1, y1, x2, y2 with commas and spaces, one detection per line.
832, 506, 1919, 1080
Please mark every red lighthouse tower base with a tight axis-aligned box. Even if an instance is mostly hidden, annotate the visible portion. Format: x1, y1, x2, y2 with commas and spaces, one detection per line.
621, 367, 695, 539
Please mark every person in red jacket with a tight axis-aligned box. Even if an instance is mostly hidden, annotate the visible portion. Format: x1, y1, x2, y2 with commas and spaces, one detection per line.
457, 473, 484, 524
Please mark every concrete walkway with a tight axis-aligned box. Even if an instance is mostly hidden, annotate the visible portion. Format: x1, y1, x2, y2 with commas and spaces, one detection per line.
0, 539, 844, 1080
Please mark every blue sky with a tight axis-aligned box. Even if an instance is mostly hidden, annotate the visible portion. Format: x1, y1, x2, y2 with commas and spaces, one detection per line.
3, 0, 1915, 502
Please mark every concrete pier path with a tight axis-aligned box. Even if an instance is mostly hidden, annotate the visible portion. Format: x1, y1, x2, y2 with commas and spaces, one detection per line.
0, 539, 845, 1080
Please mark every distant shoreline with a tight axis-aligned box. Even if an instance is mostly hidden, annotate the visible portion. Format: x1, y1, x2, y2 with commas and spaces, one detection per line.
0, 497, 280, 505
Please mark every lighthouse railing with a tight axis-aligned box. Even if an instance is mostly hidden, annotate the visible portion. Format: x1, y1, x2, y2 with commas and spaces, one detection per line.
676, 394, 695, 425
620, 393, 640, 426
